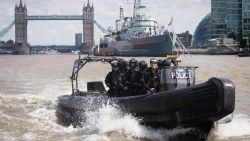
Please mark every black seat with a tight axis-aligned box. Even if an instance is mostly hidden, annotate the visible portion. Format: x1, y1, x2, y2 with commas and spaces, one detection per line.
87, 81, 106, 93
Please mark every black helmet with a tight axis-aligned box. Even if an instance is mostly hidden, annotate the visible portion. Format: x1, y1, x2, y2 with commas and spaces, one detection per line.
129, 58, 138, 68
171, 58, 175, 63
125, 60, 130, 70
129, 58, 137, 63
111, 61, 118, 68
117, 59, 125, 69
111, 61, 118, 71
157, 59, 163, 68
162, 59, 171, 67
139, 60, 148, 70
158, 59, 163, 65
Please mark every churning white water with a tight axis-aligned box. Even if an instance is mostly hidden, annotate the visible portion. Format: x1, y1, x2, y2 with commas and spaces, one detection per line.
0, 55, 250, 141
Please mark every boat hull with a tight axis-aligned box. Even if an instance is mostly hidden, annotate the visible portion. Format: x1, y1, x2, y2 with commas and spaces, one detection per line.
238, 54, 250, 57
97, 34, 173, 56
56, 77, 235, 132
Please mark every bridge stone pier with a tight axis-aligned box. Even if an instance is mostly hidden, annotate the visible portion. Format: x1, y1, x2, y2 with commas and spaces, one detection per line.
14, 0, 94, 55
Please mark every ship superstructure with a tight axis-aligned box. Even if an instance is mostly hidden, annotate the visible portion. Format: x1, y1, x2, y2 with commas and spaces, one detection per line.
96, 0, 174, 56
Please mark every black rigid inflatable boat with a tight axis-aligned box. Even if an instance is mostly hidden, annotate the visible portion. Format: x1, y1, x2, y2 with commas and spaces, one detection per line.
56, 56, 235, 135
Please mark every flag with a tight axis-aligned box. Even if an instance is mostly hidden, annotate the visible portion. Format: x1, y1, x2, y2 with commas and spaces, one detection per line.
168, 17, 173, 26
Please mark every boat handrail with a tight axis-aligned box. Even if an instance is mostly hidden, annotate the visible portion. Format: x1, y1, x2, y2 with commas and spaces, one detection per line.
70, 56, 123, 95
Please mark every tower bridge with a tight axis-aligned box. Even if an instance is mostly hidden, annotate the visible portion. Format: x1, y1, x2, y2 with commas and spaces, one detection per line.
0, 0, 107, 55
26, 15, 84, 20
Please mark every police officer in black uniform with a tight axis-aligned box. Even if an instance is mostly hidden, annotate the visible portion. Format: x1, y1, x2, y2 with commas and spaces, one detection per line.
162, 59, 172, 68
116, 59, 129, 96
136, 60, 150, 95
148, 58, 160, 93
157, 59, 163, 70
105, 61, 119, 97
127, 58, 139, 96
171, 58, 181, 67
125, 60, 130, 72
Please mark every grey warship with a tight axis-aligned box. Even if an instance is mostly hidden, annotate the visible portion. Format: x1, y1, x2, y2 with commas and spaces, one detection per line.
95, 0, 173, 56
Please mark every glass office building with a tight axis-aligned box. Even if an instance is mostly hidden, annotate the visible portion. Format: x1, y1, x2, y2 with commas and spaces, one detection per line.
192, 14, 211, 47
192, 0, 250, 47
243, 0, 250, 38
226, 0, 242, 37
211, 0, 228, 39
211, 0, 242, 39
209, 0, 250, 45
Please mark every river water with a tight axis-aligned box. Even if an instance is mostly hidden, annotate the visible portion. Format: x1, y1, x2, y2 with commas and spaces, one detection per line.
0, 54, 250, 141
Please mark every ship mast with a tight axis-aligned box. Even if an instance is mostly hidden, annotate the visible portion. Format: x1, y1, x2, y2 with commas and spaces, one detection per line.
133, 0, 141, 18
120, 6, 124, 20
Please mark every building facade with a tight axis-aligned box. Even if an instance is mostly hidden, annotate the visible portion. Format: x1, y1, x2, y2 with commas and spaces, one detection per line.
177, 31, 193, 47
225, 0, 242, 38
211, 0, 242, 39
243, 0, 250, 39
82, 0, 94, 53
0, 40, 14, 48
15, 0, 27, 45
192, 14, 211, 47
14, 0, 30, 55
211, 0, 227, 39
75, 33, 82, 47
211, 0, 250, 39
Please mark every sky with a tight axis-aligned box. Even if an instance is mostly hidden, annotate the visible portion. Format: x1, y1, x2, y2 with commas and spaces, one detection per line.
0, 0, 211, 45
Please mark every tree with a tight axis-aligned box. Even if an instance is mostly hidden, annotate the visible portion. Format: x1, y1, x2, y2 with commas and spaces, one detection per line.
6, 39, 14, 45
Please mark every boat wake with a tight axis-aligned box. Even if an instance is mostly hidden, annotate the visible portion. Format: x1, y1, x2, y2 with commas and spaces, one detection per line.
80, 103, 196, 141
213, 114, 250, 140
0, 84, 249, 141
70, 100, 207, 141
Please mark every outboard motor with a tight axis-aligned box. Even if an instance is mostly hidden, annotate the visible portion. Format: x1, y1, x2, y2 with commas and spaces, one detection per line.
160, 66, 197, 91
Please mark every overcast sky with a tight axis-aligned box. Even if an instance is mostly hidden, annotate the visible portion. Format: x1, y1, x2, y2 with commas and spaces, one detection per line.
0, 0, 210, 45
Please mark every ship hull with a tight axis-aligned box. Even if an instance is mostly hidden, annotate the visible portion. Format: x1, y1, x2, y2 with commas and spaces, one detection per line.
97, 34, 173, 57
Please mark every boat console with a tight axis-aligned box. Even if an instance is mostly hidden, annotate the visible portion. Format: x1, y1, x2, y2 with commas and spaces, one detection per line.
160, 66, 198, 91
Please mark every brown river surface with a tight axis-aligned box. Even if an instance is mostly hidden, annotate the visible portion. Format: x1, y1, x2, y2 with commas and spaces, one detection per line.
0, 54, 250, 141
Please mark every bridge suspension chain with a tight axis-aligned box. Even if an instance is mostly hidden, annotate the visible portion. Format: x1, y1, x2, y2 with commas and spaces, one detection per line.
0, 20, 107, 39
0, 21, 15, 39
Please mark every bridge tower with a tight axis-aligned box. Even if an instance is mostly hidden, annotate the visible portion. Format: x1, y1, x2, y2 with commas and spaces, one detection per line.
82, 0, 94, 53
14, 0, 30, 54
